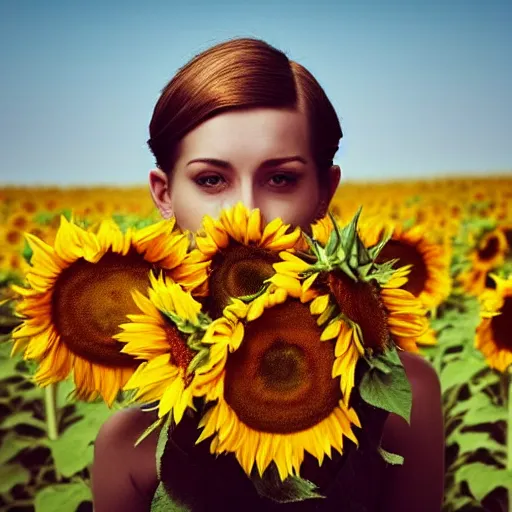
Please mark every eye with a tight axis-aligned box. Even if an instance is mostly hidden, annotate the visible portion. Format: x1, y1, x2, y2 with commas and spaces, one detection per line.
194, 174, 227, 190
268, 173, 299, 188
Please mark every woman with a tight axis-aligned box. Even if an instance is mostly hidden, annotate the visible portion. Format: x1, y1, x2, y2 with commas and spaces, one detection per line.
91, 37, 445, 511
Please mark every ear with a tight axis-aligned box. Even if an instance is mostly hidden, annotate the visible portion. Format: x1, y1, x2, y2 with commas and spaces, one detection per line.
326, 165, 341, 203
148, 169, 174, 219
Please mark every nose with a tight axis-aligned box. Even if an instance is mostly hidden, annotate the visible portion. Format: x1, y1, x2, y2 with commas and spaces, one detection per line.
238, 181, 257, 211
218, 180, 257, 215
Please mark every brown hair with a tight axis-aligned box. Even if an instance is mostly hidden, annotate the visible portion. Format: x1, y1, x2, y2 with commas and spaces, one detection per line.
147, 37, 342, 185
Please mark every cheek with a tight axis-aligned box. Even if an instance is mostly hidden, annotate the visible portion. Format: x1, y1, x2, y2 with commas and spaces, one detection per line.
170, 192, 205, 232
260, 187, 320, 230
169, 182, 225, 232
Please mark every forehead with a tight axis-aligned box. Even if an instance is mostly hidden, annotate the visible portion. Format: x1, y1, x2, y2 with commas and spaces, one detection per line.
177, 108, 311, 161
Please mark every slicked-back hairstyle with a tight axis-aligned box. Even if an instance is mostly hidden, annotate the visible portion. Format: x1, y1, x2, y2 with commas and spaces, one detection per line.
147, 37, 342, 185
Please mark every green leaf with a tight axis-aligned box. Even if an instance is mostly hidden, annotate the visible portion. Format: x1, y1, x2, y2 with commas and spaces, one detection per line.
252, 463, 324, 503
463, 404, 507, 426
0, 410, 47, 430
368, 228, 392, 261
447, 432, 505, 457
56, 378, 78, 406
187, 348, 210, 374
340, 207, 362, 256
468, 370, 500, 394
34, 482, 92, 512
364, 354, 393, 374
355, 236, 372, 266
439, 357, 486, 392
324, 222, 341, 255
377, 446, 404, 465
49, 401, 115, 477
150, 482, 191, 512
359, 347, 412, 424
447, 495, 476, 511
0, 463, 31, 493
0, 432, 35, 465
156, 412, 174, 481
455, 463, 512, 501
449, 392, 492, 417
135, 416, 164, 447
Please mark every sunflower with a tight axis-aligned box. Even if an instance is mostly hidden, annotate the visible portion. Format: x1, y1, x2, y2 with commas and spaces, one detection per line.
194, 202, 301, 318
498, 222, 512, 256
193, 293, 361, 482
0, 225, 25, 251
475, 274, 512, 373
458, 267, 490, 297
470, 228, 509, 271
114, 270, 212, 423
360, 220, 452, 310
9, 214, 200, 406
6, 211, 32, 232
269, 210, 429, 406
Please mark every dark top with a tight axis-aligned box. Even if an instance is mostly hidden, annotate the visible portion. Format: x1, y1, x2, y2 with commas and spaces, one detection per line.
156, 390, 390, 512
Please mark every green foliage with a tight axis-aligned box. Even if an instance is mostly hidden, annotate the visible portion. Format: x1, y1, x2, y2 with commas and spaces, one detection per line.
422, 288, 509, 509
34, 481, 92, 512
0, 463, 31, 493
0, 336, 117, 511
360, 346, 412, 424
1, 200, 512, 511
150, 482, 191, 512
251, 463, 324, 503
455, 463, 512, 502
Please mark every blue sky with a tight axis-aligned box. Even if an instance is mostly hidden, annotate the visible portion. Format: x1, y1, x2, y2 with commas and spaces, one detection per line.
0, 0, 511, 185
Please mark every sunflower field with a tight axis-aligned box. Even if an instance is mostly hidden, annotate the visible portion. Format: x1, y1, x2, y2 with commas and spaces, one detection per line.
1, 174, 512, 511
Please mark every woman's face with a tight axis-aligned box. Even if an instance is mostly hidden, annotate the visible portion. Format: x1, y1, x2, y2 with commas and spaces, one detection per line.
149, 107, 340, 232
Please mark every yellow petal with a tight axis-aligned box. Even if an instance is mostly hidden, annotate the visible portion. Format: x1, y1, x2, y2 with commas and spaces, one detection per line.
321, 320, 342, 341
310, 294, 330, 316
268, 274, 302, 297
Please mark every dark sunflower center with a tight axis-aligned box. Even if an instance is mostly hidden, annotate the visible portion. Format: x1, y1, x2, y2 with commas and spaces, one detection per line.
327, 271, 390, 350
163, 322, 195, 378
223, 300, 341, 433
504, 229, 512, 252
484, 273, 496, 289
491, 296, 512, 351
206, 243, 279, 318
52, 248, 153, 367
259, 342, 306, 392
478, 236, 500, 262
7, 230, 22, 246
13, 216, 29, 229
22, 201, 38, 213
376, 239, 428, 297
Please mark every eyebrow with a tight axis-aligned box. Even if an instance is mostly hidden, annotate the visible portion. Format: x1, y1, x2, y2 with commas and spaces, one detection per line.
186, 156, 307, 168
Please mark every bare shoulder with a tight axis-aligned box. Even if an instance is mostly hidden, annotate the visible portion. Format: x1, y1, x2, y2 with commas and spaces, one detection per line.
399, 351, 441, 386
92, 407, 160, 512
379, 351, 445, 512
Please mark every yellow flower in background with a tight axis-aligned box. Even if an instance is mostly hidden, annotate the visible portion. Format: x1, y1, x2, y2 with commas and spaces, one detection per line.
9, 214, 196, 406
0, 224, 25, 252
115, 271, 212, 423
194, 202, 301, 317
475, 274, 512, 373
457, 267, 492, 297
470, 228, 509, 272
193, 293, 361, 482
6, 211, 32, 235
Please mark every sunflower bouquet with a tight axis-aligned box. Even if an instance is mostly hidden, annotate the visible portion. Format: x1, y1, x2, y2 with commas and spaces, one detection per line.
7, 203, 431, 509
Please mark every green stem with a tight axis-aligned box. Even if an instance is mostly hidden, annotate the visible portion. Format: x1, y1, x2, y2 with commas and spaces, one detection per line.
44, 383, 59, 441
